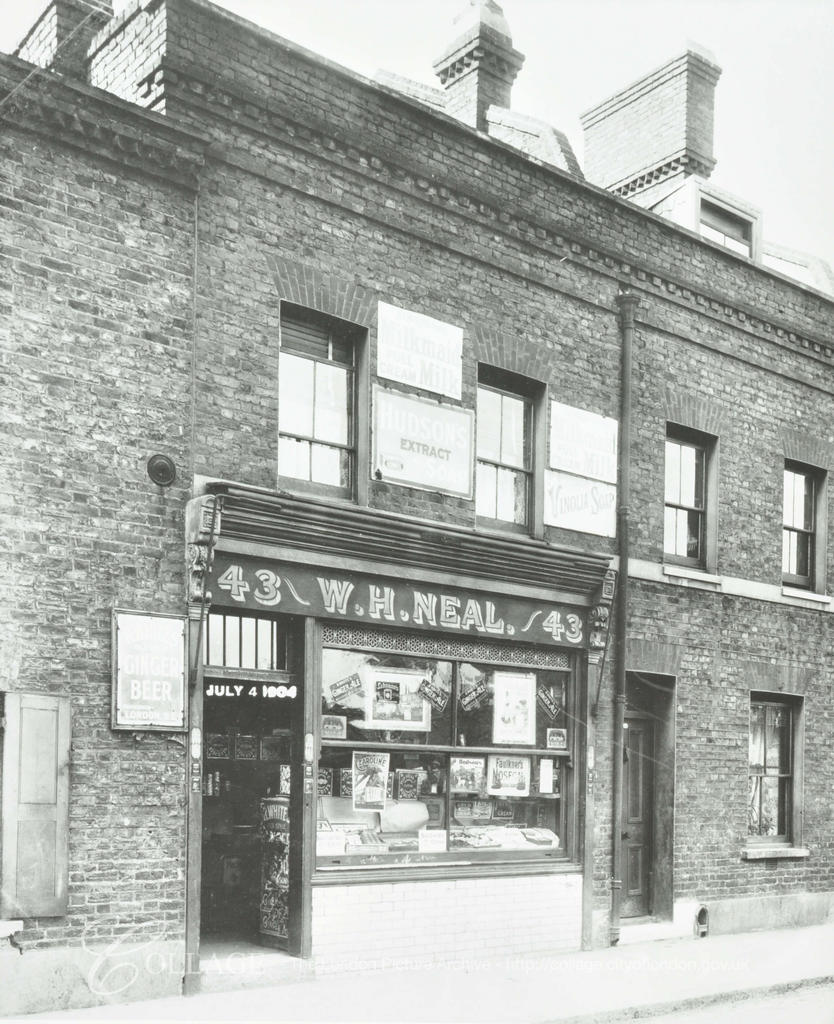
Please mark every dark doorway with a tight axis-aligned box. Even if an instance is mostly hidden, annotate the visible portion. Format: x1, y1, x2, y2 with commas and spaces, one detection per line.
621, 672, 675, 921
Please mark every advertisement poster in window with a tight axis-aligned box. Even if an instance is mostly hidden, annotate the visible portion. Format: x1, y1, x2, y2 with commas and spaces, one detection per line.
352, 751, 390, 811
359, 667, 432, 732
487, 755, 531, 797
492, 671, 536, 745
449, 756, 486, 794
321, 714, 347, 739
546, 727, 568, 750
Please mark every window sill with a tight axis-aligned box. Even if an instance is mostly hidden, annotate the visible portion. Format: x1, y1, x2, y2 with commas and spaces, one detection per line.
741, 845, 810, 861
781, 586, 830, 606
662, 564, 721, 587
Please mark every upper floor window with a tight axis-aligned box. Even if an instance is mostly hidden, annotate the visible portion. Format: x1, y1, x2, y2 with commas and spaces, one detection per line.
664, 428, 708, 566
278, 305, 362, 497
700, 199, 753, 258
782, 461, 825, 591
476, 371, 532, 528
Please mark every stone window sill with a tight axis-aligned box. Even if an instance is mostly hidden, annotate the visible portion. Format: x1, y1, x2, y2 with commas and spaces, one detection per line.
741, 845, 810, 861
781, 586, 830, 606
662, 564, 721, 587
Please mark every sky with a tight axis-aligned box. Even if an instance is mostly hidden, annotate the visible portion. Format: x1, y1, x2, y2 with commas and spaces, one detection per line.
3, 0, 833, 269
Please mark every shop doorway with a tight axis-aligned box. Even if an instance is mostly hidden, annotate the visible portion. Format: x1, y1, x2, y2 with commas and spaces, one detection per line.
199, 612, 303, 954
621, 673, 675, 920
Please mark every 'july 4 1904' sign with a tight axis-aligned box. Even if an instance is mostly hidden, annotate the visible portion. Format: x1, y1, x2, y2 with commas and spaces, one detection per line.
209, 556, 587, 648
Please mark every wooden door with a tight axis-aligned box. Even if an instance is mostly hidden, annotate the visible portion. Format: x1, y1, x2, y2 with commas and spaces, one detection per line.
621, 717, 654, 918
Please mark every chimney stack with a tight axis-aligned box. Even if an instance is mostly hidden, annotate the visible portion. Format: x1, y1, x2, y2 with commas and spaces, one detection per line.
580, 48, 722, 205
15, 0, 113, 82
433, 0, 524, 132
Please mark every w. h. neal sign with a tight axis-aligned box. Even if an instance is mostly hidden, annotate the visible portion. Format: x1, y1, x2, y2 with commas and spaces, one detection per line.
210, 556, 587, 648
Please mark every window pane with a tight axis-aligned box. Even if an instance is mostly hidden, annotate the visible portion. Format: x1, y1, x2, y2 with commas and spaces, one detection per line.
747, 776, 761, 835
240, 616, 256, 669
795, 474, 811, 530
500, 394, 527, 469
311, 443, 349, 488
278, 353, 314, 435
760, 777, 787, 836
458, 667, 566, 750
495, 467, 527, 524
665, 441, 681, 503
257, 619, 273, 670
766, 706, 791, 773
685, 509, 702, 559
224, 615, 240, 669
321, 649, 454, 747
782, 530, 792, 575
477, 388, 502, 461
668, 507, 680, 557
723, 235, 751, 257
279, 435, 311, 481
794, 532, 810, 578
749, 705, 765, 771
783, 470, 795, 526
207, 612, 224, 666
678, 444, 703, 508
476, 461, 497, 518
803, 476, 815, 530
314, 363, 349, 445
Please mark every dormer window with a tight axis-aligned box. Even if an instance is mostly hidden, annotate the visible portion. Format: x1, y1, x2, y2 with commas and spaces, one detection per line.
699, 199, 753, 257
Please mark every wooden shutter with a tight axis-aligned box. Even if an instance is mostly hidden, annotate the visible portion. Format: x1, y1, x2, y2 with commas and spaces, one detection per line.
1, 693, 70, 917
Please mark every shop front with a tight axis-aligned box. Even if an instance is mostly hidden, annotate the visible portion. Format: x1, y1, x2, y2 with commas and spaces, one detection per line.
185, 487, 613, 977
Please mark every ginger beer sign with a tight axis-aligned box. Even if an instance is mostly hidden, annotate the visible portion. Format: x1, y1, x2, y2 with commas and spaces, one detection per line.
112, 611, 187, 731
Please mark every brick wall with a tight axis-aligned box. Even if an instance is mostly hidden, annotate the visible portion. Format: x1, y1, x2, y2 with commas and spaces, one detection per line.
0, 89, 196, 956
312, 872, 582, 968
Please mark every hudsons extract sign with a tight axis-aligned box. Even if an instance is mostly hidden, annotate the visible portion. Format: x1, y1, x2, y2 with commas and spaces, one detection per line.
210, 556, 586, 648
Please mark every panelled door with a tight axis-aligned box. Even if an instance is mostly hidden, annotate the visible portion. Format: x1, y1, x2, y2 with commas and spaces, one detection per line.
621, 715, 654, 918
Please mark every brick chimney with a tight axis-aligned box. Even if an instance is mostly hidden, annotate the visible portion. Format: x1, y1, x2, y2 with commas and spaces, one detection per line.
15, 0, 113, 81
580, 48, 722, 205
433, 0, 525, 132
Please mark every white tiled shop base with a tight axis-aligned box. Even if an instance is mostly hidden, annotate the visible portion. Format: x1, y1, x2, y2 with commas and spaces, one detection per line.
312, 872, 582, 970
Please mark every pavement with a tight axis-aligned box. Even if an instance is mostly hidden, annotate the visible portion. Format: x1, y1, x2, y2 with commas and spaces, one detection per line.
4, 922, 834, 1024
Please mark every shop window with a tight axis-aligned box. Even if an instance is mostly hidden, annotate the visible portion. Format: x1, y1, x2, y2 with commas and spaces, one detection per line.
664, 425, 717, 570
204, 611, 287, 671
278, 304, 363, 499
316, 645, 573, 870
476, 366, 542, 531
748, 695, 802, 845
783, 462, 826, 591
699, 199, 753, 258
0, 692, 70, 917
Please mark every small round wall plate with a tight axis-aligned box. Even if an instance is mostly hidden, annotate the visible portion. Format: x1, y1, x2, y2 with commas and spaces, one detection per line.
147, 453, 176, 487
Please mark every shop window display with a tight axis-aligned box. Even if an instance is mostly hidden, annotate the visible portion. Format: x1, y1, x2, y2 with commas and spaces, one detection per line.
317, 648, 571, 868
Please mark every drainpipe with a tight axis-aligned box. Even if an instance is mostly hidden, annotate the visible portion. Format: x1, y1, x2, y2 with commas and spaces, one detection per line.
611, 288, 639, 946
